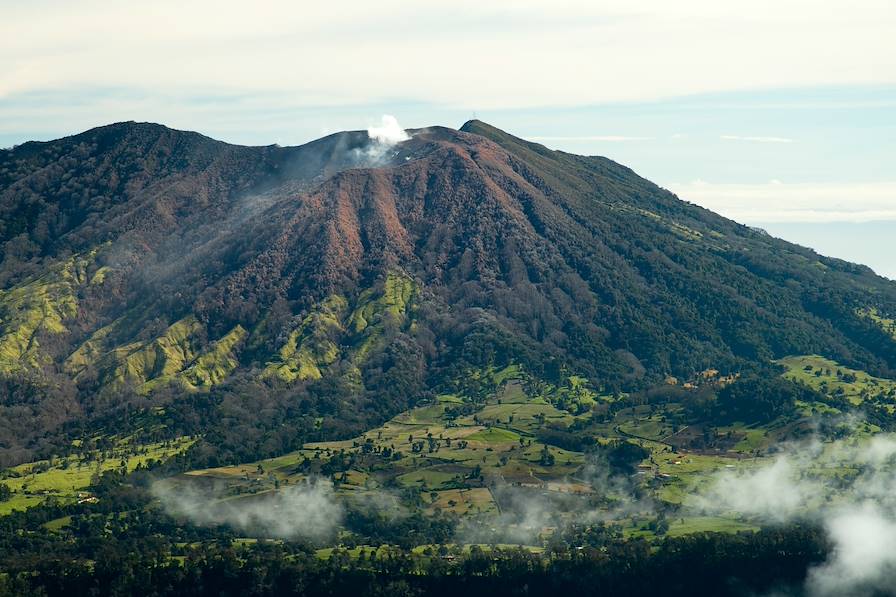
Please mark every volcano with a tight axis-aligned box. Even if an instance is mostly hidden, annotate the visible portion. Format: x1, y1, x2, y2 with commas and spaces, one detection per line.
1, 119, 895, 465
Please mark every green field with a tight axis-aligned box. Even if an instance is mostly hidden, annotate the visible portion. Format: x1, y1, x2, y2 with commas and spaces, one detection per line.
858, 307, 896, 342
174, 362, 788, 540
778, 354, 896, 407
0, 436, 196, 515
15, 354, 896, 549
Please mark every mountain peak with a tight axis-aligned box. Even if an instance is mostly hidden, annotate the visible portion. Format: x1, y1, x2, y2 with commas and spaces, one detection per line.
2, 119, 896, 467
459, 119, 492, 133
460, 119, 560, 162
459, 119, 523, 144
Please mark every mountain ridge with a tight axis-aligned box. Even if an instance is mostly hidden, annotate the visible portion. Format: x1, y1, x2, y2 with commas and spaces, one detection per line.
1, 119, 895, 466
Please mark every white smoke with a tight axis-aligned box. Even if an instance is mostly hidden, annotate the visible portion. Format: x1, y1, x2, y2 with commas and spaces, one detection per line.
354, 114, 410, 166
367, 114, 410, 145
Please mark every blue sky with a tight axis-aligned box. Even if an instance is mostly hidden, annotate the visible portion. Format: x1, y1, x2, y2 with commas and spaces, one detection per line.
1, 1, 893, 277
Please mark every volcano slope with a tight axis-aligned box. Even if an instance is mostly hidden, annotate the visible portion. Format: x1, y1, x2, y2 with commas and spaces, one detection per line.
1, 119, 896, 470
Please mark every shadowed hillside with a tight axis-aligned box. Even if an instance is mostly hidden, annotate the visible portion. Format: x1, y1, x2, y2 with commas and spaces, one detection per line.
1, 120, 896, 466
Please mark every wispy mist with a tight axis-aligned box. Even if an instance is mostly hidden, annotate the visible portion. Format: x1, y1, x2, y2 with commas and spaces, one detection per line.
154, 477, 343, 542
457, 484, 563, 545
458, 454, 655, 545
153, 424, 896, 595
807, 503, 896, 597
693, 450, 822, 522
692, 431, 896, 596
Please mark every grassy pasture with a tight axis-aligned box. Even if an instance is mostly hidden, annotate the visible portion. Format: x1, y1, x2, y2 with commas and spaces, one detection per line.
665, 516, 758, 537
778, 354, 896, 405
180, 367, 597, 523
457, 402, 573, 433
466, 427, 521, 445
43, 516, 73, 531
427, 488, 497, 515
858, 307, 896, 342
618, 415, 675, 442
0, 494, 44, 516
0, 436, 196, 515
175, 357, 896, 547
398, 469, 461, 488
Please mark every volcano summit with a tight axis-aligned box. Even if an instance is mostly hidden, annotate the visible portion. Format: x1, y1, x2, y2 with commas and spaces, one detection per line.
1, 119, 895, 465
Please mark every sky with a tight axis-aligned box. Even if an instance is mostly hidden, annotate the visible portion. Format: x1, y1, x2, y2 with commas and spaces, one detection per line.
1, 0, 894, 278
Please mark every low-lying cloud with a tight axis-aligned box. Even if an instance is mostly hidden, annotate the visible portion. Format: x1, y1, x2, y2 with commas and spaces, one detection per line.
458, 454, 656, 545
153, 425, 896, 595
807, 503, 896, 597
666, 179, 896, 224
154, 477, 343, 542
691, 432, 896, 596
694, 454, 821, 522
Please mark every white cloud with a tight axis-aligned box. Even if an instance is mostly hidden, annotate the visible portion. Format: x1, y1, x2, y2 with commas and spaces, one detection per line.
154, 477, 343, 541
667, 180, 896, 223
530, 135, 653, 142
807, 503, 896, 597
720, 135, 794, 143
691, 434, 896, 596
692, 455, 820, 521
0, 0, 893, 109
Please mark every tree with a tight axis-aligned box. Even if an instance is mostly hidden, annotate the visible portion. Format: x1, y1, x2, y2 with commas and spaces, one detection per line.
540, 444, 555, 466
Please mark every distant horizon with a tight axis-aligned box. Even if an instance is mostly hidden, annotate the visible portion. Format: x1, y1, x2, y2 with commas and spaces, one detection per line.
3, 1, 893, 279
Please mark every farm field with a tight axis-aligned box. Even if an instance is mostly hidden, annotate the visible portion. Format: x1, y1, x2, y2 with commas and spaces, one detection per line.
174, 361, 866, 544
7, 356, 896, 552
0, 436, 196, 514
778, 354, 896, 407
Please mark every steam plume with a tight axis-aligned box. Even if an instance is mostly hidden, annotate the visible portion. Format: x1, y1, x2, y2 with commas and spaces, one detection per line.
367, 114, 410, 145
354, 114, 410, 165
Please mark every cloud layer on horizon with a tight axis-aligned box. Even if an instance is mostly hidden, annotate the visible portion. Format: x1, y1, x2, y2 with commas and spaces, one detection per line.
2, 0, 894, 111
667, 180, 896, 224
